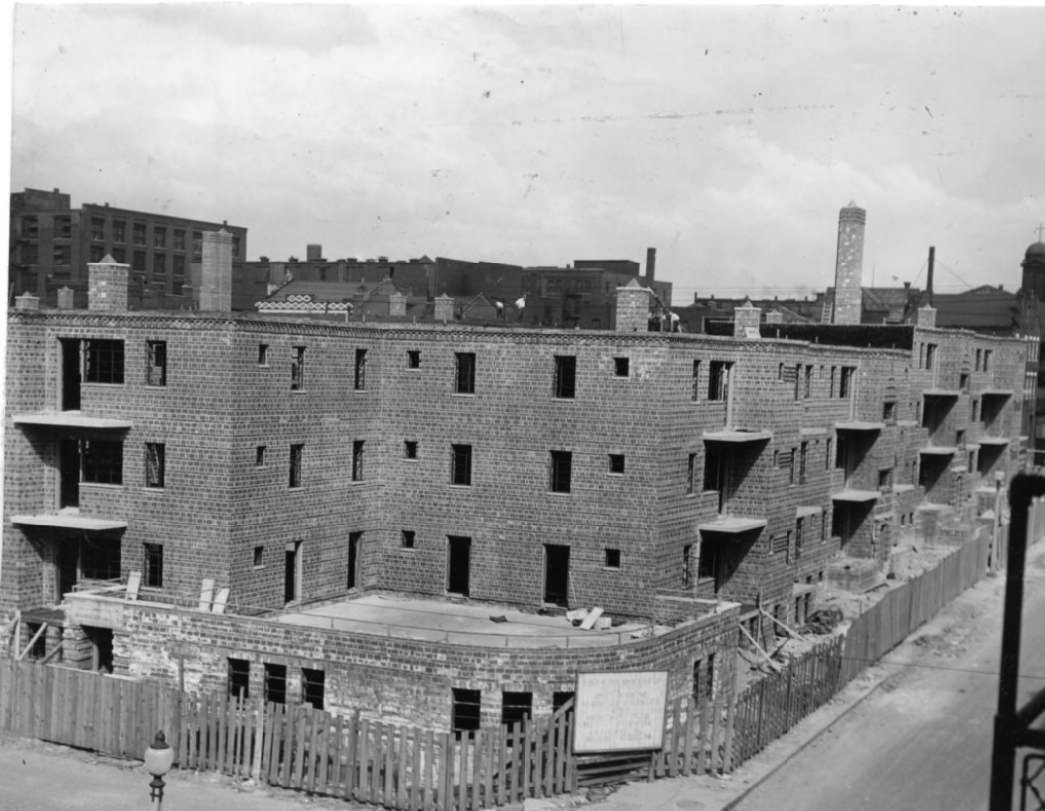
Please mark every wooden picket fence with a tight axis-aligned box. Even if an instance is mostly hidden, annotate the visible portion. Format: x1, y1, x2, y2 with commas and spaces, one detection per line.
731, 637, 843, 764
0, 530, 1000, 805
177, 694, 576, 810
0, 659, 178, 759
839, 528, 990, 685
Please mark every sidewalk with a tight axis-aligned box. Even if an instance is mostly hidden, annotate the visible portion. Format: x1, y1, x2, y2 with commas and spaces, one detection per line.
581, 575, 1002, 811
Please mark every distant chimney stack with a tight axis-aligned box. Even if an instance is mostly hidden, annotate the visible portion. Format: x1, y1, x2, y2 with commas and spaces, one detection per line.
734, 300, 762, 338
434, 293, 455, 324
15, 292, 40, 312
56, 286, 74, 310
307, 244, 323, 262
831, 202, 866, 325
926, 246, 935, 307
645, 247, 656, 287
199, 229, 233, 311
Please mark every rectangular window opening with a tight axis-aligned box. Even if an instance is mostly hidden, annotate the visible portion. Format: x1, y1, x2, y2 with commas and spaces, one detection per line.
604, 548, 621, 569
227, 658, 250, 699
143, 543, 163, 588
455, 352, 476, 394
401, 530, 416, 549
613, 357, 630, 377
452, 688, 481, 734
554, 355, 577, 399
291, 346, 306, 391
145, 442, 165, 488
708, 361, 730, 401
258, 344, 269, 366
352, 441, 365, 481
253, 546, 264, 568
302, 668, 325, 710
404, 440, 418, 459
289, 444, 304, 488
608, 454, 625, 475
407, 350, 420, 369
550, 450, 572, 493
82, 440, 123, 485
146, 341, 167, 386
501, 691, 533, 727
256, 445, 267, 467
264, 663, 287, 705
354, 348, 367, 390
451, 444, 473, 486
85, 340, 125, 384
692, 360, 701, 401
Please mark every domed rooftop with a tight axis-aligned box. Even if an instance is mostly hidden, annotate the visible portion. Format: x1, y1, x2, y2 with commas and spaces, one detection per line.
1027, 242, 1045, 260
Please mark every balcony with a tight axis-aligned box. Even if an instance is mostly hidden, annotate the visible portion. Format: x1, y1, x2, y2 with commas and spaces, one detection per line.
835, 420, 885, 432
12, 411, 133, 430
12, 511, 127, 532
697, 516, 767, 534
831, 489, 880, 503
701, 428, 772, 444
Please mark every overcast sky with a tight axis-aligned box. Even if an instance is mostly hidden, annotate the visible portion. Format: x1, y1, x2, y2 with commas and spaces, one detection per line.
9, 3, 1045, 303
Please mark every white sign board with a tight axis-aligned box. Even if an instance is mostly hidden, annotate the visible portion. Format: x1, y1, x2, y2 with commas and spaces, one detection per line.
572, 671, 668, 753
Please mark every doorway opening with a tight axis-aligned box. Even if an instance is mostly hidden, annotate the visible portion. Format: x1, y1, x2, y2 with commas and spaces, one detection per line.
447, 536, 471, 596
544, 544, 570, 606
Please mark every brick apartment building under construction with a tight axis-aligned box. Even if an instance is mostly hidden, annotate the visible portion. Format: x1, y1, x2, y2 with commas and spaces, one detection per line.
1, 218, 1036, 730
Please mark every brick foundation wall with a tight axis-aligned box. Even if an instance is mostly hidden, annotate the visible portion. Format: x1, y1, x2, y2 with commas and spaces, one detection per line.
113, 598, 741, 731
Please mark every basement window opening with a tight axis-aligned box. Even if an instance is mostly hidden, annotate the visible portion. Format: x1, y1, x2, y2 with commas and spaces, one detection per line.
264, 663, 287, 704
227, 658, 250, 700
501, 691, 533, 727
302, 669, 325, 710
452, 688, 481, 735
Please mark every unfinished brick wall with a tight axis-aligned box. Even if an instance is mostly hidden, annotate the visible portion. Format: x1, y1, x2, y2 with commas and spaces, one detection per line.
3, 310, 1031, 635
114, 598, 740, 730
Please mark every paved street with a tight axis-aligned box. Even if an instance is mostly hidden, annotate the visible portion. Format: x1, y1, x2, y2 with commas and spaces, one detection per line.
735, 546, 1045, 811
0, 733, 353, 811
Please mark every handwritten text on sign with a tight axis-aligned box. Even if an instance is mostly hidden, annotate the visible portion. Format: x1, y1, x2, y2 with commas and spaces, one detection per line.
573, 671, 668, 753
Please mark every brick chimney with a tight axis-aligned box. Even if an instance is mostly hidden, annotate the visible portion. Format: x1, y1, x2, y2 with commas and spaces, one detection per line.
614, 278, 652, 332
307, 243, 323, 262
734, 300, 762, 338
56, 286, 75, 310
917, 304, 937, 328
832, 202, 866, 325
14, 292, 39, 312
433, 293, 455, 323
389, 291, 407, 317
645, 247, 656, 287
199, 228, 233, 311
88, 255, 130, 312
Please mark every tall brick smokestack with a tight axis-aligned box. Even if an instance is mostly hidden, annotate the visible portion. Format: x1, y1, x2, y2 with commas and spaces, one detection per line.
645, 247, 656, 287
832, 202, 866, 325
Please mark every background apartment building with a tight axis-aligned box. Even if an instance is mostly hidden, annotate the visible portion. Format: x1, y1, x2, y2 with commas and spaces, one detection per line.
9, 187, 247, 309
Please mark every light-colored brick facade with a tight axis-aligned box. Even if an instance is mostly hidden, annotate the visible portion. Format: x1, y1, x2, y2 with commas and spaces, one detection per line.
2, 277, 1033, 728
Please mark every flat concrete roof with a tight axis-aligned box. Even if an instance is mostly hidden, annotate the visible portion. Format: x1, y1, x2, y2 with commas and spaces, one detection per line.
275, 593, 652, 649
